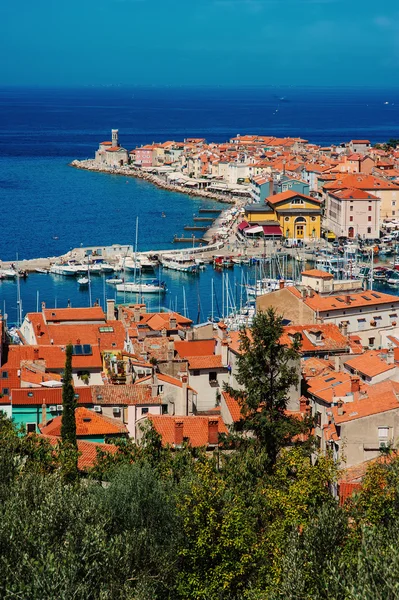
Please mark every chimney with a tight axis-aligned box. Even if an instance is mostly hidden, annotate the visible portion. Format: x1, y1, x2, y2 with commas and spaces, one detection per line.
134, 305, 141, 323
341, 321, 348, 337
334, 355, 341, 372
299, 396, 308, 414
170, 315, 177, 330
350, 375, 360, 394
218, 322, 228, 341
174, 420, 184, 446
279, 280, 285, 290
151, 371, 158, 397
106, 299, 116, 321
337, 400, 344, 416
167, 339, 175, 362
345, 295, 351, 305
208, 418, 219, 446
41, 301, 46, 311
34, 348, 39, 358
301, 289, 308, 299
41, 402, 47, 427
387, 348, 395, 364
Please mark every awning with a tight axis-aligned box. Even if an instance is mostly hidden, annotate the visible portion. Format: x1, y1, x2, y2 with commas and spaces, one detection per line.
245, 225, 264, 235
238, 220, 249, 231
263, 225, 282, 236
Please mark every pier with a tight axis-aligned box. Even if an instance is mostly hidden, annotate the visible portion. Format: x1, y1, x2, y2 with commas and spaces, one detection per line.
198, 208, 222, 214
193, 217, 215, 222
184, 226, 209, 231
172, 236, 206, 244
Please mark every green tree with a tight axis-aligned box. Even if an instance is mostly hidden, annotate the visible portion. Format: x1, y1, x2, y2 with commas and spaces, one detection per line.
61, 344, 77, 447
224, 308, 311, 471
60, 344, 78, 481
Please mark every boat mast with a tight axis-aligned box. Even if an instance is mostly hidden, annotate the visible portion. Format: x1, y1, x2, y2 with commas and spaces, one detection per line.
211, 279, 214, 322
16, 254, 22, 328
87, 254, 92, 308
134, 216, 139, 303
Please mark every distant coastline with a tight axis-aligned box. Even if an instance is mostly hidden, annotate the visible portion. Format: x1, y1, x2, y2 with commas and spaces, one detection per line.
70, 160, 237, 205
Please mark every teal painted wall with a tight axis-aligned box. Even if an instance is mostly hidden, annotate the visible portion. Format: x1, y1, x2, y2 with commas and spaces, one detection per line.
12, 406, 62, 432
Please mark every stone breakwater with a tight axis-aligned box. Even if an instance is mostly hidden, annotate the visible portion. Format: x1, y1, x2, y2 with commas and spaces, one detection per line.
70, 160, 237, 205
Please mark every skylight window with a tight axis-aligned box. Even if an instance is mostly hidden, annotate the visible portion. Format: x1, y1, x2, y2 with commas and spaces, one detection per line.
325, 377, 335, 382
99, 326, 114, 333
72, 344, 92, 356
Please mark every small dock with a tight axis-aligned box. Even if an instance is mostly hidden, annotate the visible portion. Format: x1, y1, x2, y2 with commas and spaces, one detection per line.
193, 217, 215, 222
198, 208, 222, 214
184, 226, 209, 231
173, 236, 206, 244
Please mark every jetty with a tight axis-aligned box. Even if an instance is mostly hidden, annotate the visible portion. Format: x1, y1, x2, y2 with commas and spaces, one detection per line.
199, 208, 223, 214
172, 236, 206, 244
184, 226, 209, 231
193, 217, 215, 222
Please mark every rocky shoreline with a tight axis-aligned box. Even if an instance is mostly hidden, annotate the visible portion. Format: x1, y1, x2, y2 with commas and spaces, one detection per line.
70, 160, 238, 205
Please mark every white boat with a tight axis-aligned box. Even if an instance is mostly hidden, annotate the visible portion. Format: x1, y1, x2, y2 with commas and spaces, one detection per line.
35, 268, 49, 274
124, 259, 142, 273
246, 278, 294, 297
116, 281, 166, 294
77, 276, 89, 286
139, 255, 158, 271
0, 269, 17, 279
106, 277, 124, 285
50, 264, 77, 276
160, 254, 199, 273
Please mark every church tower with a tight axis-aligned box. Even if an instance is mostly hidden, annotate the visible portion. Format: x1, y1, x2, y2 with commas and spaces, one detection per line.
112, 129, 119, 147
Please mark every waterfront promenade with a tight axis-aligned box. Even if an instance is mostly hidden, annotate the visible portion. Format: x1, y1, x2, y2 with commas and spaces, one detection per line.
70, 159, 238, 205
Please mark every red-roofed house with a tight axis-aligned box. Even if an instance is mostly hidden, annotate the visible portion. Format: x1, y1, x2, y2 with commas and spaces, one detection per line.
39, 407, 128, 443
137, 414, 227, 448
325, 187, 380, 239
322, 380, 399, 468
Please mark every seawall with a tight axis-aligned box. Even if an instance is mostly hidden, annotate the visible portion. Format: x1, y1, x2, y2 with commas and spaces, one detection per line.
70, 160, 238, 205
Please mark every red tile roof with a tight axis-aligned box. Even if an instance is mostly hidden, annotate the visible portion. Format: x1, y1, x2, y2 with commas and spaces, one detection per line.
344, 350, 395, 378
187, 355, 224, 370
148, 415, 227, 447
90, 384, 161, 405
301, 269, 334, 279
222, 391, 242, 422
280, 324, 349, 353
11, 387, 92, 405
40, 435, 118, 471
266, 190, 321, 206
40, 407, 128, 437
331, 380, 399, 424
174, 340, 216, 357
43, 307, 105, 323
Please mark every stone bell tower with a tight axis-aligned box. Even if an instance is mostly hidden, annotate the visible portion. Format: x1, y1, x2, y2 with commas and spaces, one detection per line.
111, 129, 119, 147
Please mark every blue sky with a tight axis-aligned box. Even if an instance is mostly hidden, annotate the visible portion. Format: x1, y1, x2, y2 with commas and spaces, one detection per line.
2, 0, 398, 86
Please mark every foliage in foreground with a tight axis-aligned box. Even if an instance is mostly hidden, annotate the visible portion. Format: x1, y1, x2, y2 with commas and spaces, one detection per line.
3, 408, 399, 599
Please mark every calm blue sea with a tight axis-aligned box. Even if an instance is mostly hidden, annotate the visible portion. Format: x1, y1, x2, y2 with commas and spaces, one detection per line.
0, 86, 399, 323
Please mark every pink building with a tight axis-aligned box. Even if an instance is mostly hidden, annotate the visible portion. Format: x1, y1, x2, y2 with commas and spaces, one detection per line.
325, 187, 380, 239
133, 145, 155, 167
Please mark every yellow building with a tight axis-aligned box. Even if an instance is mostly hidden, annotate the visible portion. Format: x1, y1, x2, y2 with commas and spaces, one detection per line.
244, 190, 322, 240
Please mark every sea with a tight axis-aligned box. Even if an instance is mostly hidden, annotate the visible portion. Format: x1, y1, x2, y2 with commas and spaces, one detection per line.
1, 85, 399, 325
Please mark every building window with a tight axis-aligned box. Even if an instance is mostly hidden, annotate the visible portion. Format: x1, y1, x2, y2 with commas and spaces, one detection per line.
378, 427, 389, 438
350, 206, 353, 211
349, 216, 353, 221
368, 206, 372, 211
368, 216, 372, 222
1, 372, 8, 379
367, 227, 371, 234
141, 407, 149, 415
162, 404, 168, 415
26, 423, 36, 433
316, 412, 322, 427
357, 318, 366, 330
393, 211, 396, 216
2, 388, 9, 396
368, 337, 375, 346
193, 370, 200, 376
393, 201, 396, 206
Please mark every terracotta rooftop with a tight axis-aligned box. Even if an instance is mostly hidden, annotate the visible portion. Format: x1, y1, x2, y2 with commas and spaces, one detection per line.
331, 380, 399, 424
280, 324, 349, 353
301, 269, 334, 279
147, 415, 227, 447
40, 407, 128, 437
344, 350, 395, 378
175, 340, 216, 358
43, 307, 106, 323
11, 387, 92, 405
40, 434, 118, 471
221, 391, 242, 423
